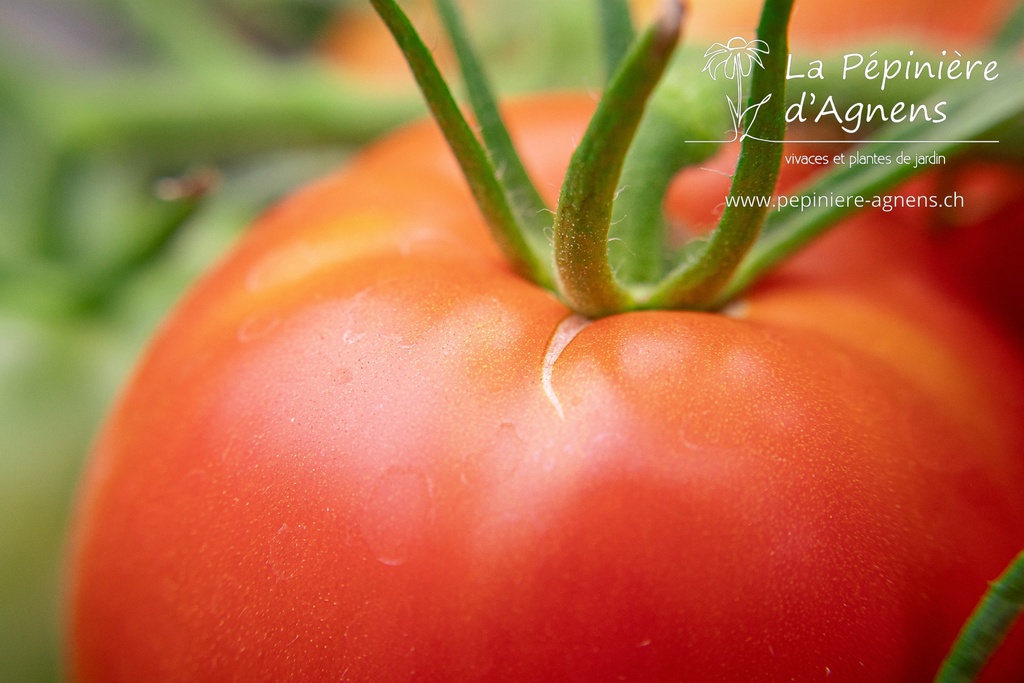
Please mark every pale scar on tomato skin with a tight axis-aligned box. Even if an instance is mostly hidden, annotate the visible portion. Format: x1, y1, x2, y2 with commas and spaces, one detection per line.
538, 297, 749, 420
541, 314, 591, 420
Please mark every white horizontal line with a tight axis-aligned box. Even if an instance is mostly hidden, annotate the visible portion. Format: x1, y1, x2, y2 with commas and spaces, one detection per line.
683, 138, 1000, 144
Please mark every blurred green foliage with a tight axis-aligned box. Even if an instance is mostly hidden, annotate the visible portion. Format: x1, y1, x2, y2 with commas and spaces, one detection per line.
0, 0, 613, 679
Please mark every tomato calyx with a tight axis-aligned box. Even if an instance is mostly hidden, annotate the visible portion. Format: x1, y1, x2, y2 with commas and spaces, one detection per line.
371, 0, 795, 317
369, 0, 1024, 320
368, 0, 556, 288
641, 0, 790, 311
550, 2, 685, 317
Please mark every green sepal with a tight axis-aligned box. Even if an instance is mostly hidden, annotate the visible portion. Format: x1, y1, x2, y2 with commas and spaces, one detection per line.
433, 0, 552, 254
552, 2, 683, 318
608, 48, 734, 285
368, 0, 554, 288
645, 0, 793, 310
597, 0, 637, 82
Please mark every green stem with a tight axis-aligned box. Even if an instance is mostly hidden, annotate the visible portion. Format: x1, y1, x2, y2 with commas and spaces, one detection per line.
368, 0, 553, 287
552, 2, 682, 318
33, 150, 79, 260
597, 0, 637, 82
735, 72, 745, 136
934, 550, 1024, 683
434, 0, 551, 249
646, 0, 793, 310
609, 51, 731, 284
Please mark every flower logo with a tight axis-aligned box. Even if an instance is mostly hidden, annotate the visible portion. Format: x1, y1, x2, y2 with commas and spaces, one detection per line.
702, 37, 772, 141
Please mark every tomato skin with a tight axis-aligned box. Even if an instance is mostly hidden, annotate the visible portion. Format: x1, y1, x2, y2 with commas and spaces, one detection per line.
67, 95, 1024, 682
684, 0, 1014, 47
923, 165, 1024, 345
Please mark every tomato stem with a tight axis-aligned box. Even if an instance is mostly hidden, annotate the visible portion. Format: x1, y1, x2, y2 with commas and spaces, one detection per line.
644, 0, 793, 310
609, 55, 730, 285
12, 65, 418, 161
73, 191, 208, 314
934, 549, 1024, 683
597, 0, 638, 83
551, 1, 682, 318
434, 0, 553, 250
368, 0, 555, 288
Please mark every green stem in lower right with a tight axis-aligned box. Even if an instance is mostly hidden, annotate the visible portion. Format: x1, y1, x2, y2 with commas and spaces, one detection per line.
934, 550, 1024, 683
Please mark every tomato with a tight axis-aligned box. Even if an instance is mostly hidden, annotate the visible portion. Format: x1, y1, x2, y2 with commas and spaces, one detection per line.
683, 0, 1015, 47
65, 94, 1024, 681
918, 163, 1024, 344
320, 0, 1018, 96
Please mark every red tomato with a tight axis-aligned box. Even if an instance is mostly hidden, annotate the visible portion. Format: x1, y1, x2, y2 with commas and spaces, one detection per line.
918, 163, 1024, 344
66, 95, 1024, 682
683, 0, 1015, 47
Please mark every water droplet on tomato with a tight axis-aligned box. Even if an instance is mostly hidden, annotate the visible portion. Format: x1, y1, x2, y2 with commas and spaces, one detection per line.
460, 422, 524, 487
237, 311, 281, 343
358, 467, 434, 566
342, 329, 365, 345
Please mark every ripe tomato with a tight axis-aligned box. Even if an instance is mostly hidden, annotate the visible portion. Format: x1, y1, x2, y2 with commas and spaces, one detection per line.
322, 0, 1014, 80
66, 95, 1024, 681
683, 0, 1015, 47
917, 163, 1024, 345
